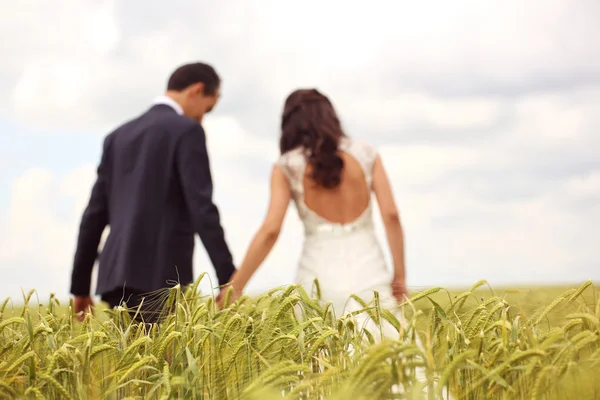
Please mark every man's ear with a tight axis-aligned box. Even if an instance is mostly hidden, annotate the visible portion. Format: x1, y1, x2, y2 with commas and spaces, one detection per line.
192, 82, 205, 96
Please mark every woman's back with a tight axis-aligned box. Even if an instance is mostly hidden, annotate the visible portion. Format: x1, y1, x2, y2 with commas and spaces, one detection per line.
277, 137, 393, 313
277, 137, 378, 230
303, 150, 371, 224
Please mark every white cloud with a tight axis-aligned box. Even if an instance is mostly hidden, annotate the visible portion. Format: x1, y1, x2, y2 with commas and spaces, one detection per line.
337, 93, 505, 136
1, 0, 121, 129
2, 0, 599, 130
378, 144, 481, 186
203, 117, 279, 163
563, 171, 600, 200
12, 60, 92, 124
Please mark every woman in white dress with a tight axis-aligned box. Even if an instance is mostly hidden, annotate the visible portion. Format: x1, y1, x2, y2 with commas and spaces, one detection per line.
220, 88, 445, 397
222, 88, 407, 320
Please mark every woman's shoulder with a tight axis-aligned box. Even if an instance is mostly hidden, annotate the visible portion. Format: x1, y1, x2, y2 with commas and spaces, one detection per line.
275, 147, 306, 187
279, 146, 303, 158
276, 146, 305, 169
339, 137, 378, 161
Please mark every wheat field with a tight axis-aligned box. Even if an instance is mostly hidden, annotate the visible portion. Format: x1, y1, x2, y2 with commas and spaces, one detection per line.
0, 276, 599, 399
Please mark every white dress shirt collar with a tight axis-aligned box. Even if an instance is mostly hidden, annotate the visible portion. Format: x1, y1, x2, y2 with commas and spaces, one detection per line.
151, 95, 184, 115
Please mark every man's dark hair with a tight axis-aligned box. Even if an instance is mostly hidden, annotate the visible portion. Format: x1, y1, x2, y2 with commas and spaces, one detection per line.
167, 62, 221, 95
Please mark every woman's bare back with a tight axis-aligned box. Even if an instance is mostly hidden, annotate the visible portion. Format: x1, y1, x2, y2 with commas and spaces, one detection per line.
303, 151, 371, 224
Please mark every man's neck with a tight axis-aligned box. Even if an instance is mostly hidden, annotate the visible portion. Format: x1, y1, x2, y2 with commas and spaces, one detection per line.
160, 92, 204, 122
163, 92, 185, 109
154, 93, 185, 115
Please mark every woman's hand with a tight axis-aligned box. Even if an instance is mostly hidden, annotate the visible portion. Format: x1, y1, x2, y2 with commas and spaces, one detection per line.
391, 278, 408, 303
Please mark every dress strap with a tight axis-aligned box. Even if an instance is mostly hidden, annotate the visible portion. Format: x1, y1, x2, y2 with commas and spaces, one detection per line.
276, 148, 306, 195
338, 137, 378, 187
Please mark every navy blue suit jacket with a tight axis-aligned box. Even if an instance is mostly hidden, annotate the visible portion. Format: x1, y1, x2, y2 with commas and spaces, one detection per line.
70, 104, 236, 296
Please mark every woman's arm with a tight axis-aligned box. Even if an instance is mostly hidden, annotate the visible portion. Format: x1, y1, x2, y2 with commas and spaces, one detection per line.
224, 164, 291, 296
371, 155, 407, 300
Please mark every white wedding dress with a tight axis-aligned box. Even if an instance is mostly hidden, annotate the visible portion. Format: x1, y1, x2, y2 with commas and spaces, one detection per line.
276, 137, 398, 328
277, 137, 453, 399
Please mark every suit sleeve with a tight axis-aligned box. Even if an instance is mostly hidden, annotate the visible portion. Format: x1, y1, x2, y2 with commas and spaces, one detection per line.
176, 124, 236, 286
70, 136, 110, 296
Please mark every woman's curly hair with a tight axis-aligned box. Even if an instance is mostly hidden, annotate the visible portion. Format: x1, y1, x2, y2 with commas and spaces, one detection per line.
279, 89, 346, 189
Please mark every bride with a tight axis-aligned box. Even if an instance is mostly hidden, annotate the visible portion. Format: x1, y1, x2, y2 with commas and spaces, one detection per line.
220, 88, 444, 397
221, 88, 407, 322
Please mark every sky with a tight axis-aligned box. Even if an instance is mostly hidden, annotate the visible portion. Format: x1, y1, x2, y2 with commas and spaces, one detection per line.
1, 0, 599, 303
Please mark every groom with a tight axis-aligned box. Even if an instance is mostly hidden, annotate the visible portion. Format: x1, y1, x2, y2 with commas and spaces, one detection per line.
70, 62, 237, 323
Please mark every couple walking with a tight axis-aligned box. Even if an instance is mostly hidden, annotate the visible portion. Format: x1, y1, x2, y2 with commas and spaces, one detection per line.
70, 62, 408, 325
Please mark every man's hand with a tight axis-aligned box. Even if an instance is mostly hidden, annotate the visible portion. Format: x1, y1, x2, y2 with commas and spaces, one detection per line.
73, 296, 94, 322
391, 278, 408, 303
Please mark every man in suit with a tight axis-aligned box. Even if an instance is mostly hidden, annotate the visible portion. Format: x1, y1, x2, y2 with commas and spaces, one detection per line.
70, 62, 237, 323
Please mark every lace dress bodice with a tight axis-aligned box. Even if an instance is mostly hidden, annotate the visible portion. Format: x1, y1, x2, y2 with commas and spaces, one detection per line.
276, 137, 379, 236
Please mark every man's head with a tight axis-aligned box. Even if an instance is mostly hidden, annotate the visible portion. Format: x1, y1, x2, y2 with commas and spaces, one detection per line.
165, 62, 221, 121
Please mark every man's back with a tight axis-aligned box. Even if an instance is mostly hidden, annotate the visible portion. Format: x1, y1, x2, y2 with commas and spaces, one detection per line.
107, 105, 192, 234
70, 103, 235, 300
100, 105, 197, 294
